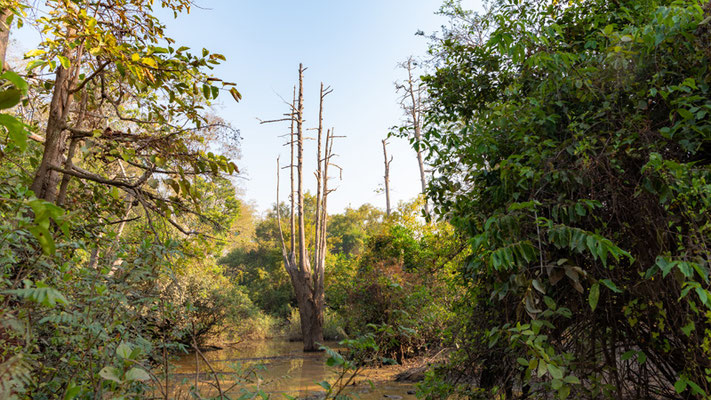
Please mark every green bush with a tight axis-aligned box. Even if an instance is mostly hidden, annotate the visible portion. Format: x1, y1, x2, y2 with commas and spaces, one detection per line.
419, 0, 711, 398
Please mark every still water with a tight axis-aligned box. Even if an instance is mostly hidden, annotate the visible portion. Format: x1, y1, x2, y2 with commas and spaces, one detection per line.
169, 340, 416, 399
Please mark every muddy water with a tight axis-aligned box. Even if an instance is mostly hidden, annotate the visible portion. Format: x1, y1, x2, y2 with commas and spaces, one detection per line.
170, 340, 416, 399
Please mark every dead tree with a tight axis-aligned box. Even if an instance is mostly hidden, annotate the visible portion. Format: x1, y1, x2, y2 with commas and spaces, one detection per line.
382, 139, 393, 216
268, 64, 337, 351
396, 57, 429, 215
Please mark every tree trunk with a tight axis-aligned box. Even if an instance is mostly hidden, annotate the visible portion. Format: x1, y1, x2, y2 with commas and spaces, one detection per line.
0, 8, 10, 69
296, 64, 308, 276
30, 29, 82, 202
294, 64, 322, 351
272, 64, 334, 352
289, 86, 296, 258
30, 65, 72, 202
405, 59, 429, 216
382, 139, 392, 216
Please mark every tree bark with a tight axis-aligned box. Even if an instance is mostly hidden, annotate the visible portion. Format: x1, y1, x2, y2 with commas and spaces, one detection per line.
0, 7, 10, 70
30, 27, 83, 202
382, 139, 392, 216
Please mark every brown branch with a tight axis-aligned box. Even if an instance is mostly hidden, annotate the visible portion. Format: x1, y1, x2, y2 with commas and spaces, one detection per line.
69, 60, 110, 94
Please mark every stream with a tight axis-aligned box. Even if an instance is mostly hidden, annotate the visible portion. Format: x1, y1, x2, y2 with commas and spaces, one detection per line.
169, 339, 416, 399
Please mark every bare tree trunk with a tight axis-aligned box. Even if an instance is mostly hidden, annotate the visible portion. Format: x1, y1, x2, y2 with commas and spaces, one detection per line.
0, 8, 10, 70
313, 82, 324, 267
294, 64, 322, 352
404, 58, 429, 216
289, 86, 296, 259
382, 139, 392, 216
296, 64, 308, 275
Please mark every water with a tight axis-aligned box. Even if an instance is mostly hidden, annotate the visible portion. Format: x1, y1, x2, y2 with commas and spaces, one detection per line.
169, 339, 416, 399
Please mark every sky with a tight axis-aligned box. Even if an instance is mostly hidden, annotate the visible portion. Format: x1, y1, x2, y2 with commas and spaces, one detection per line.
12, 0, 480, 214
159, 0, 469, 214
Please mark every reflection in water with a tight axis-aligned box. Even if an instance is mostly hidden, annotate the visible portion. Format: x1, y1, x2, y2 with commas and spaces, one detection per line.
170, 340, 415, 399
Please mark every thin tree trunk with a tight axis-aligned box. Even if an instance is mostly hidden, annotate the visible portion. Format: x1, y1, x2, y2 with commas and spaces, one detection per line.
405, 59, 429, 215
289, 86, 296, 258
0, 8, 10, 70
382, 139, 392, 216
57, 92, 88, 207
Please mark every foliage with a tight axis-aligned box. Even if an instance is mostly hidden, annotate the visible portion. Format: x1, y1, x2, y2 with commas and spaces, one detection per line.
342, 199, 463, 363
418, 0, 711, 398
0, 1, 246, 399
318, 334, 393, 400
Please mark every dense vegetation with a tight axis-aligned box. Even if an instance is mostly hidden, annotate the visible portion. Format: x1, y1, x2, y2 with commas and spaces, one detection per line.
416, 0, 711, 398
1, 0, 710, 399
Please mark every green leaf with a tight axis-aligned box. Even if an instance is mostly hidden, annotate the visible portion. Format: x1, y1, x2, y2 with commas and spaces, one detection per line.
543, 296, 557, 310
558, 385, 571, 399
125, 367, 150, 382
678, 108, 694, 120
116, 343, 132, 359
532, 279, 546, 294
64, 383, 82, 400
681, 321, 695, 337
30, 225, 55, 255
675, 377, 687, 394
621, 350, 635, 361
0, 88, 21, 109
547, 364, 564, 380
551, 378, 563, 390
600, 279, 622, 293
316, 380, 331, 391
99, 366, 122, 383
588, 283, 600, 311
1, 70, 29, 94
57, 55, 70, 69
0, 113, 27, 151
537, 359, 547, 378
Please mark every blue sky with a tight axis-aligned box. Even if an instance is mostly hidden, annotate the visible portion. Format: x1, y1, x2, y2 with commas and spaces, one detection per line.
12, 0, 480, 214
161, 0, 466, 214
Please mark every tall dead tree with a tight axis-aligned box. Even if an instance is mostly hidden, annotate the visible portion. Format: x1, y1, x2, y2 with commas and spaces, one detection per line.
396, 57, 429, 215
382, 139, 393, 216
269, 64, 337, 351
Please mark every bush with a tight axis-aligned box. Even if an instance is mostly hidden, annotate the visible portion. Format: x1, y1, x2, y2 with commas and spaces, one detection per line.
419, 0, 711, 398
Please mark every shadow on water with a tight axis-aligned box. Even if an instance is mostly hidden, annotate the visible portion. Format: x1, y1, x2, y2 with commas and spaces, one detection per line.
169, 339, 415, 399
